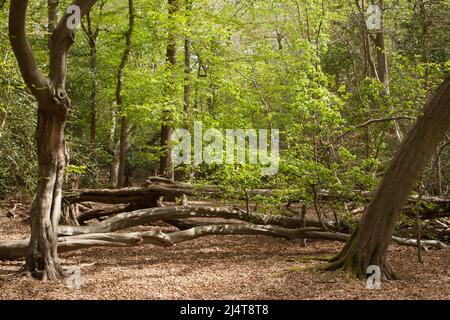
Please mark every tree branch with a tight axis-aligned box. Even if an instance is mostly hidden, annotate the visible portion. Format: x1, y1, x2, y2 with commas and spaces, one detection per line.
49, 0, 98, 89
9, 0, 48, 99
355, 116, 415, 129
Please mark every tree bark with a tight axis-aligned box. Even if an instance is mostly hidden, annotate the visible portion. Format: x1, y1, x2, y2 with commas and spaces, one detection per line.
326, 74, 450, 279
77, 203, 141, 225
118, 117, 131, 187
159, 113, 173, 178
109, 140, 120, 185
47, 0, 59, 34
26, 110, 67, 279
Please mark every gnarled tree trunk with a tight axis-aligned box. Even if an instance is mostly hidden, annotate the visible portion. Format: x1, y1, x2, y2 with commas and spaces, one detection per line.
26, 110, 67, 279
9, 0, 98, 280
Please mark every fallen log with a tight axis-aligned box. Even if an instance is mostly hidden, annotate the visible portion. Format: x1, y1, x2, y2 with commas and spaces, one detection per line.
391, 236, 449, 249
0, 224, 348, 260
58, 206, 332, 236
76, 204, 142, 225
162, 218, 242, 230
58, 205, 450, 251
1, 223, 447, 261
63, 184, 450, 222
401, 206, 450, 220
0, 231, 171, 260
62, 184, 218, 206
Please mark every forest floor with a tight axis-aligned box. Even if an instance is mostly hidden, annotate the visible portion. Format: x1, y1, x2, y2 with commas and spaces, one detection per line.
0, 200, 450, 300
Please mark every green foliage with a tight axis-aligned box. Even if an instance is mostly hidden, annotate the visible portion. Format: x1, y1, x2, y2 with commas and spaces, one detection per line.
67, 165, 88, 176
1, 0, 449, 203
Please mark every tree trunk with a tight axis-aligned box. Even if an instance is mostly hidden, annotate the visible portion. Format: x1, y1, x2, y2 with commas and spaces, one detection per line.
159, 0, 179, 179
159, 115, 173, 178
118, 116, 130, 187
374, 0, 403, 142
183, 0, 192, 116
115, 0, 135, 187
85, 12, 99, 143
24, 109, 67, 279
109, 141, 120, 186
326, 74, 450, 279
8, 0, 99, 279
0, 106, 7, 139
184, 36, 191, 115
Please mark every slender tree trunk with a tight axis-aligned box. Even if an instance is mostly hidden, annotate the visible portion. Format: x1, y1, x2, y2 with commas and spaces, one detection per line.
118, 117, 130, 187
115, 0, 134, 187
434, 144, 443, 195
159, 0, 180, 179
374, 0, 403, 142
84, 12, 99, 143
0, 103, 7, 139
110, 144, 120, 185
184, 36, 191, 115
375, 33, 388, 91
374, 29, 389, 92
326, 74, 450, 279
109, 110, 118, 185
183, 0, 192, 116
159, 113, 173, 179
89, 67, 98, 142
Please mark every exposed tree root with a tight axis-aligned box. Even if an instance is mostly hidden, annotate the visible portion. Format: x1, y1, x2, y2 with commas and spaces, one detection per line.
323, 229, 398, 280
324, 255, 397, 280
16, 260, 66, 281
